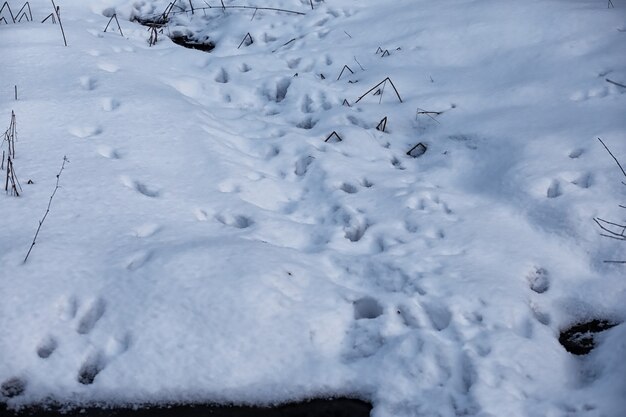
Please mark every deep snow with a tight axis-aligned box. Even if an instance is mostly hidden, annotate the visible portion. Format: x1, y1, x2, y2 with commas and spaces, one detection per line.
1, 0, 626, 416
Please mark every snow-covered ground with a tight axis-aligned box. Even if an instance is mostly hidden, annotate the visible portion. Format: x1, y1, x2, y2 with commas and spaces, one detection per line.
1, 0, 625, 415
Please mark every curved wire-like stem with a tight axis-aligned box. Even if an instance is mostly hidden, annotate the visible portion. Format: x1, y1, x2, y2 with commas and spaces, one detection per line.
23, 156, 68, 263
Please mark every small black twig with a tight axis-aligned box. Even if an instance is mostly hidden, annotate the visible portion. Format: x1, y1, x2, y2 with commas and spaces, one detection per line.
23, 156, 69, 263
353, 56, 364, 71
104, 13, 124, 36
41, 12, 55, 23
5, 156, 21, 196
343, 30, 351, 38
15, 2, 32, 22
381, 49, 390, 57
237, 32, 253, 48
376, 117, 387, 132
50, 0, 67, 46
337, 65, 354, 81
608, 0, 614, 8
355, 77, 403, 104
272, 37, 296, 53
148, 25, 159, 46
598, 138, 626, 179
310, 0, 314, 10
14, 85, 17, 100
342, 99, 350, 107
324, 131, 342, 143
416, 107, 442, 124
0, 2, 15, 23
606, 78, 626, 89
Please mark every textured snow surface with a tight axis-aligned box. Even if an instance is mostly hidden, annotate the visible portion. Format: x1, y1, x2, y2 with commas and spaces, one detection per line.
1, 0, 625, 416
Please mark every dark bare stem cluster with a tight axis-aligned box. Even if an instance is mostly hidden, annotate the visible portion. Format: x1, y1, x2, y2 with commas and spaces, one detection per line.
595, 138, 626, 264
23, 156, 69, 264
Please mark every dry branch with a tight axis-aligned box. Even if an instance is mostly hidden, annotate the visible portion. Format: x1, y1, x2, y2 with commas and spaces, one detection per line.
24, 156, 68, 263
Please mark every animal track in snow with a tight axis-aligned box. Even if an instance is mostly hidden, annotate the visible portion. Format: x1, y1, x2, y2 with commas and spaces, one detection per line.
546, 180, 561, 198
344, 217, 369, 242
57, 295, 78, 321
97, 62, 119, 73
301, 94, 314, 113
397, 305, 420, 329
215, 68, 229, 83
295, 116, 317, 130
339, 183, 358, 194
421, 300, 451, 331
571, 172, 592, 189
239, 63, 251, 72
36, 336, 58, 359
215, 213, 254, 229
76, 297, 106, 335
530, 302, 550, 325
121, 176, 160, 198
287, 58, 300, 69
194, 208, 209, 221
69, 125, 102, 138
132, 223, 161, 238
295, 155, 315, 176
101, 97, 120, 111
568, 148, 584, 159
262, 78, 291, 103
353, 296, 383, 320
125, 250, 152, 271
1, 377, 26, 398
78, 351, 105, 385
79, 76, 97, 91
97, 145, 121, 159
527, 266, 550, 293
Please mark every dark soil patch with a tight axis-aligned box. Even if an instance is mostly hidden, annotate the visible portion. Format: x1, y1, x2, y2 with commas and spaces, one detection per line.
0, 398, 371, 417
559, 319, 618, 355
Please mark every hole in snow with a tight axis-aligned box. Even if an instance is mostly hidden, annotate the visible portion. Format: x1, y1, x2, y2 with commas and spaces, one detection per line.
354, 296, 383, 320
170, 34, 216, 52
559, 319, 619, 355
78, 353, 105, 385
36, 336, 58, 359
1, 377, 26, 398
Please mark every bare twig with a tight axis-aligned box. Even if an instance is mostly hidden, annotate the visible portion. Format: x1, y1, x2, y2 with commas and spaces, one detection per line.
104, 13, 124, 36
353, 56, 365, 71
598, 138, 626, 180
41, 12, 56, 23
324, 131, 342, 143
606, 78, 626, 89
272, 37, 296, 53
337, 65, 354, 81
237, 32, 253, 49
50, 0, 67, 46
355, 77, 403, 104
23, 156, 69, 263
15, 2, 32, 22
0, 2, 15, 23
